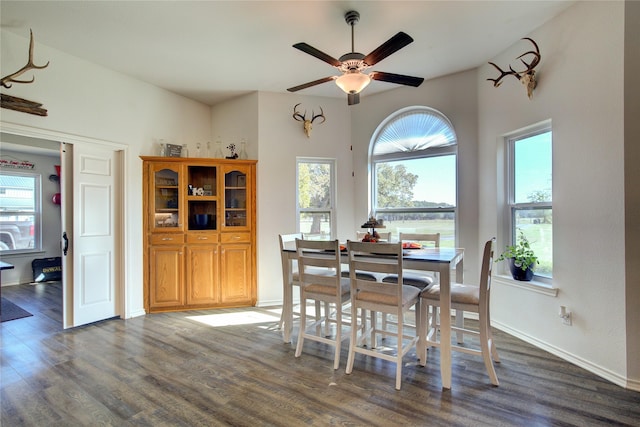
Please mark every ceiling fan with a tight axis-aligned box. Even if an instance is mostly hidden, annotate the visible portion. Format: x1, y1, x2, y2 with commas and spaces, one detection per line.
287, 10, 424, 105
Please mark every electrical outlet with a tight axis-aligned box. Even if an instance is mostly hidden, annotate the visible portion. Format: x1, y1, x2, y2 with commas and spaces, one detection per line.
562, 311, 572, 326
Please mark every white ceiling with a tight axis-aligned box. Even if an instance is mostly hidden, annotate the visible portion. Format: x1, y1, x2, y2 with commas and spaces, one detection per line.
1, 1, 575, 106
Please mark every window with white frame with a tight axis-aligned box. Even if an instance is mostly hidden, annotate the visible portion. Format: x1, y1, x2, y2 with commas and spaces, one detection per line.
296, 158, 336, 240
506, 125, 553, 278
0, 171, 40, 253
371, 107, 457, 246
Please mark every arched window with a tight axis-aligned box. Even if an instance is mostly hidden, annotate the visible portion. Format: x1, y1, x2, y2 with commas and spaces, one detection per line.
370, 106, 457, 246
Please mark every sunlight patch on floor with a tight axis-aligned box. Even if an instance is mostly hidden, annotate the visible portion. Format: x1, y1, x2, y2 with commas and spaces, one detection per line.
186, 310, 280, 327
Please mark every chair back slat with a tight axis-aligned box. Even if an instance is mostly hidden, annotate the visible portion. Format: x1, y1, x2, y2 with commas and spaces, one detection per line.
347, 241, 403, 301
399, 232, 440, 248
279, 233, 303, 278
295, 238, 341, 295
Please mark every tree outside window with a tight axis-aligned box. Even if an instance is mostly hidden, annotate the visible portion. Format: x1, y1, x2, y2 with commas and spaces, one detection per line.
297, 159, 335, 239
508, 128, 553, 278
371, 107, 457, 246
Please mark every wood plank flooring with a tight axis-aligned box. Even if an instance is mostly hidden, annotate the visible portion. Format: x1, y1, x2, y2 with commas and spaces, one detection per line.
2, 282, 639, 426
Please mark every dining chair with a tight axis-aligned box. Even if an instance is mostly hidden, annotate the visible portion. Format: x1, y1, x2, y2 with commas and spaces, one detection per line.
379, 233, 440, 332
345, 240, 421, 390
294, 238, 351, 370
417, 237, 500, 386
340, 231, 391, 282
278, 233, 327, 330
382, 232, 440, 290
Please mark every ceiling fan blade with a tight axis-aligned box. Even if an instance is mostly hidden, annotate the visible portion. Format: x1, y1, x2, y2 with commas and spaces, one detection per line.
363, 32, 414, 66
292, 43, 341, 67
369, 71, 424, 87
287, 76, 337, 92
347, 93, 360, 105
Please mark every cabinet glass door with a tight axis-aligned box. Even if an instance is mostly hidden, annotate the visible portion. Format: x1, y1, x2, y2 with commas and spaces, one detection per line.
187, 165, 217, 231
152, 165, 181, 230
224, 167, 248, 228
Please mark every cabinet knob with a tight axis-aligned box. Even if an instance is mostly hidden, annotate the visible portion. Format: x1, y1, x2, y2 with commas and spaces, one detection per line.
162, 237, 173, 241
198, 236, 208, 240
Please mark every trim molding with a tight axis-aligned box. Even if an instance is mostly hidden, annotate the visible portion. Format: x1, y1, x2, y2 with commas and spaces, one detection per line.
493, 274, 558, 297
493, 320, 635, 391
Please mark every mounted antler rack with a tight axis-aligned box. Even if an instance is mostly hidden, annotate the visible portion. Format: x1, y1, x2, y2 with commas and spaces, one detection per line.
292, 103, 326, 138
1, 29, 50, 116
487, 37, 541, 99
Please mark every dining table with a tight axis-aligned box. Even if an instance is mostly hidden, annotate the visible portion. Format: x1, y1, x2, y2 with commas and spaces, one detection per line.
280, 241, 464, 389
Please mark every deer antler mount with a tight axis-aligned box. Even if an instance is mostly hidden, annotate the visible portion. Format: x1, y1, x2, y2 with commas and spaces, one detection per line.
1, 29, 50, 116
487, 38, 541, 99
292, 103, 326, 138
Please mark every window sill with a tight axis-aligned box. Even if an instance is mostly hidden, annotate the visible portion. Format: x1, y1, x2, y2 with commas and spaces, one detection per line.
0, 249, 47, 259
493, 274, 558, 297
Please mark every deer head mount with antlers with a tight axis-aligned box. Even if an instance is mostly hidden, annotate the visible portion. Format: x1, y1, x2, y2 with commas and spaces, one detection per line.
292, 103, 326, 138
487, 37, 541, 99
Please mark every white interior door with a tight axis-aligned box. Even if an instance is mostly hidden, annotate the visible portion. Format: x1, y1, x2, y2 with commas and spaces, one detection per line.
62, 142, 120, 328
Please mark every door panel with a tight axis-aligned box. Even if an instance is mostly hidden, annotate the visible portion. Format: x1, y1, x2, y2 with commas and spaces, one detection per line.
150, 245, 184, 307
186, 244, 219, 305
64, 143, 120, 327
220, 243, 251, 303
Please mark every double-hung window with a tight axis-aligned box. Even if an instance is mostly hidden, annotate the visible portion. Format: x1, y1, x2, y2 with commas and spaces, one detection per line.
506, 124, 553, 278
296, 158, 336, 239
371, 107, 457, 246
0, 171, 40, 253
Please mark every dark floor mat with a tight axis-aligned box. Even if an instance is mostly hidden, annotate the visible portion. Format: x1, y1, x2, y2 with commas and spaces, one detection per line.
1, 297, 33, 322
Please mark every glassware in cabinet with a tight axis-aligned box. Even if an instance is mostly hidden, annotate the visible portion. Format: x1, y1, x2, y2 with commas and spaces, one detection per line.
152, 166, 181, 229
187, 165, 217, 231
224, 168, 248, 228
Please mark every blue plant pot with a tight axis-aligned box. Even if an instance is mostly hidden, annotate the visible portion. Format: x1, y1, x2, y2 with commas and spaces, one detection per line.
509, 259, 534, 281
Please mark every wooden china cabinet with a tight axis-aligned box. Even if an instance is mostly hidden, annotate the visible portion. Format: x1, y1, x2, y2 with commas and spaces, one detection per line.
141, 156, 257, 313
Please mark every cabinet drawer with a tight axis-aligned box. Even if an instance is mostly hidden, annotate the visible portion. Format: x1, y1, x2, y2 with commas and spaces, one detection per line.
151, 234, 185, 245
221, 232, 251, 243
187, 233, 219, 244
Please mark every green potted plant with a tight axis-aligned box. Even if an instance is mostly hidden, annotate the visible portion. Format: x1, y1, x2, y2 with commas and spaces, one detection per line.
496, 230, 538, 281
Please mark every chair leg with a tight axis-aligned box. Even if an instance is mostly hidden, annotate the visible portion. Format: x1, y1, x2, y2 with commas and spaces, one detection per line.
455, 309, 465, 344
418, 300, 427, 366
479, 314, 499, 386
395, 322, 403, 390
295, 295, 307, 358
314, 301, 322, 336
487, 310, 501, 363
324, 301, 331, 337
381, 313, 388, 336
333, 303, 342, 370
278, 308, 285, 329
345, 304, 358, 375
370, 311, 378, 348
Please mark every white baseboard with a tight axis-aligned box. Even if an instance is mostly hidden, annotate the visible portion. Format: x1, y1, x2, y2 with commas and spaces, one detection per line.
256, 298, 284, 308
492, 320, 634, 390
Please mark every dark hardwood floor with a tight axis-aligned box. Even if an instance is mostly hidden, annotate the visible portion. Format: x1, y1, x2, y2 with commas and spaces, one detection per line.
2, 282, 639, 426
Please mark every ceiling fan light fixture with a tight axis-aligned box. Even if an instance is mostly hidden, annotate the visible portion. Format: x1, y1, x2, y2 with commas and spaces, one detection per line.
335, 72, 371, 94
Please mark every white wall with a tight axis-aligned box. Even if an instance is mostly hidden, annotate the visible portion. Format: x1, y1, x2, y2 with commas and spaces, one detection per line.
624, 0, 640, 387
0, 148, 62, 285
478, 1, 630, 387
211, 92, 259, 160
1, 29, 212, 317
